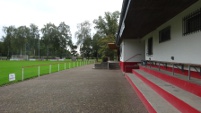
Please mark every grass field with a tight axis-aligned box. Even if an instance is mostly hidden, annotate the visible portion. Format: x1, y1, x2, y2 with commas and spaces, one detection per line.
0, 60, 93, 86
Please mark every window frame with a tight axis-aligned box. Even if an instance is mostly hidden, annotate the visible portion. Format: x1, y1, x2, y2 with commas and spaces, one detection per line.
159, 26, 171, 43
183, 8, 201, 35
147, 37, 153, 55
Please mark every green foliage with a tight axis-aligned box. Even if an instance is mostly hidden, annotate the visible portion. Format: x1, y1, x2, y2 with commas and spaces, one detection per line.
2, 25, 40, 58
75, 21, 91, 45
92, 33, 102, 61
2, 26, 17, 57
1, 22, 72, 59
93, 11, 120, 60
80, 37, 92, 59
0, 11, 120, 61
75, 21, 92, 59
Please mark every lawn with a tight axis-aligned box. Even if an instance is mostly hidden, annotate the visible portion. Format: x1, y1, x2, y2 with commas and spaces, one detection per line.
0, 60, 93, 86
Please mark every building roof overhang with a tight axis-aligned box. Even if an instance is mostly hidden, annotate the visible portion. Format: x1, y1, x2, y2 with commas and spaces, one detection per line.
116, 0, 198, 45
108, 43, 118, 50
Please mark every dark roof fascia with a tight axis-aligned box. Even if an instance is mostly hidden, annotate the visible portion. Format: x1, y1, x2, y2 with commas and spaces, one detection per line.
116, 0, 131, 45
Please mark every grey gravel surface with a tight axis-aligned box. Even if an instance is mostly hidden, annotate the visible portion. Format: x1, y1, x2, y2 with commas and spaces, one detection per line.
0, 64, 147, 113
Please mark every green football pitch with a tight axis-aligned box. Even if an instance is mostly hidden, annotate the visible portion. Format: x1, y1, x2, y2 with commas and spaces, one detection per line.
0, 60, 93, 86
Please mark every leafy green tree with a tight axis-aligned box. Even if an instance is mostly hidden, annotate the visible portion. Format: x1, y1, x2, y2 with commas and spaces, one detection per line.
68, 40, 77, 57
75, 21, 92, 59
0, 41, 4, 56
1, 22, 72, 59
2, 25, 40, 58
41, 23, 58, 58
80, 37, 92, 60
93, 11, 120, 60
29, 24, 40, 57
75, 21, 91, 45
41, 22, 72, 59
2, 26, 17, 58
92, 32, 102, 61
57, 22, 72, 58
15, 26, 30, 55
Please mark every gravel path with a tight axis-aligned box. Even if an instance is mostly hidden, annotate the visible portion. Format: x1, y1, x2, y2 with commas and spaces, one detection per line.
0, 64, 147, 113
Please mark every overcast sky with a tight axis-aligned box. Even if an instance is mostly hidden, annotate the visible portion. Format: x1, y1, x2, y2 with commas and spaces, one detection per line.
0, 0, 123, 43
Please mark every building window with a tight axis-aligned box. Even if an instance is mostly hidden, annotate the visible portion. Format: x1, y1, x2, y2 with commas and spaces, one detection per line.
183, 8, 201, 35
147, 37, 153, 55
159, 26, 171, 43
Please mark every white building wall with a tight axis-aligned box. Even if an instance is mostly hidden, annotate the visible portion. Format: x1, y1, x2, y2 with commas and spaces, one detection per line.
143, 1, 201, 64
120, 39, 145, 62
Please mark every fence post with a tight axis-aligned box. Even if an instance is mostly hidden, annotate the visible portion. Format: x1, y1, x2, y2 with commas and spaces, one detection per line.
22, 68, 24, 81
64, 63, 66, 70
69, 63, 70, 69
38, 66, 40, 77
49, 65, 51, 74
58, 64, 60, 72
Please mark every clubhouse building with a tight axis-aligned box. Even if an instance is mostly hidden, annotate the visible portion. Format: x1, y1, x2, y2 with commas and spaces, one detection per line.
116, 0, 201, 73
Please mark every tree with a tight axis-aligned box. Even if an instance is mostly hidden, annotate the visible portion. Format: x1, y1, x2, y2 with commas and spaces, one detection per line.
29, 24, 40, 57
0, 41, 4, 56
2, 26, 17, 58
41, 23, 58, 58
80, 37, 92, 60
41, 22, 72, 59
15, 26, 30, 55
92, 32, 102, 61
93, 11, 120, 60
1, 22, 72, 59
75, 21, 91, 45
68, 40, 77, 57
75, 21, 92, 59
57, 22, 72, 58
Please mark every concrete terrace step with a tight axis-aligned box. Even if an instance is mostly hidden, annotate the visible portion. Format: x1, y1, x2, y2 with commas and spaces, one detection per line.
146, 64, 201, 80
125, 73, 179, 113
145, 65, 201, 85
140, 65, 201, 98
133, 69, 201, 113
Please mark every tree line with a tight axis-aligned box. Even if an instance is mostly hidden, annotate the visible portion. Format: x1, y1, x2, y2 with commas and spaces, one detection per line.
0, 11, 120, 61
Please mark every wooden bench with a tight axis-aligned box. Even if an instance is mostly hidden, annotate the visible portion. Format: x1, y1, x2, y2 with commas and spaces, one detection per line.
145, 60, 201, 80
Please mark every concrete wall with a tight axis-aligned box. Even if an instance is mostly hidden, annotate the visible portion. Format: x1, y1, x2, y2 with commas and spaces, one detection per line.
119, 39, 145, 72
120, 39, 145, 62
143, 1, 201, 64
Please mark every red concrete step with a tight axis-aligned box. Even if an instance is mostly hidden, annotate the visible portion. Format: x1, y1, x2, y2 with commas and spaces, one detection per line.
125, 73, 179, 113
139, 65, 201, 97
132, 69, 201, 113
